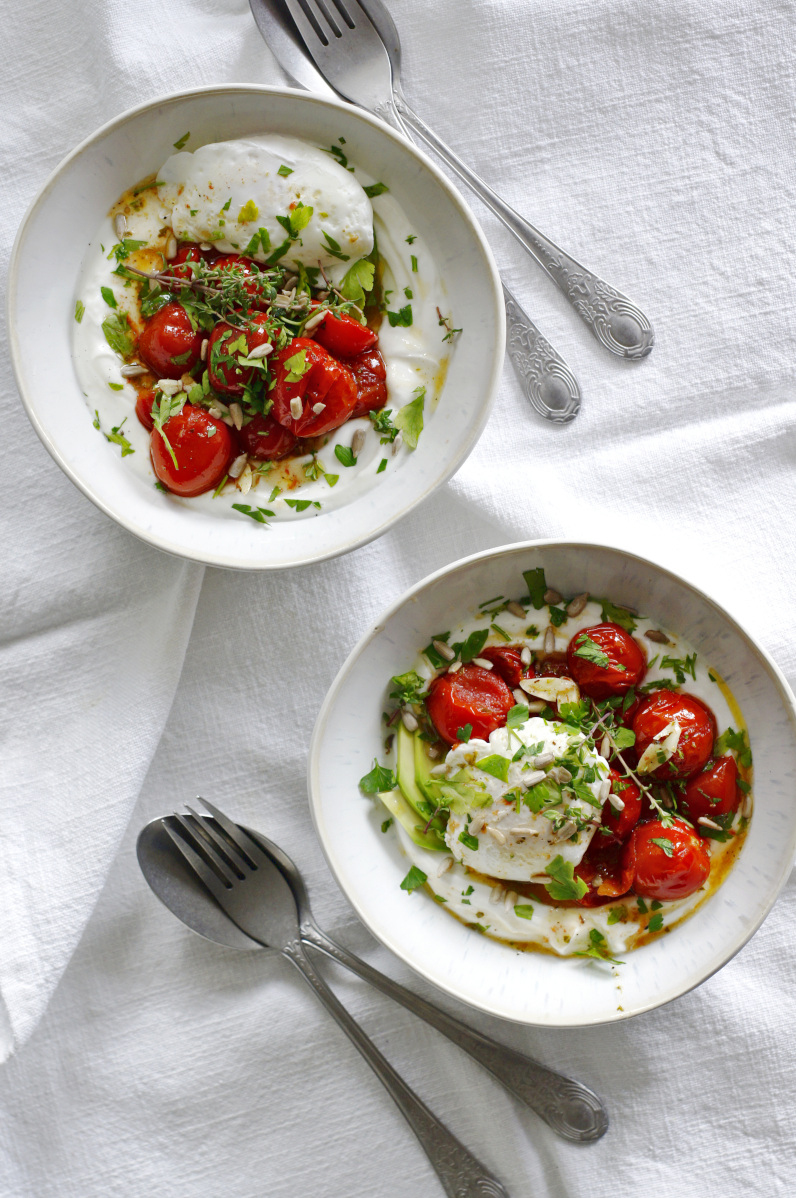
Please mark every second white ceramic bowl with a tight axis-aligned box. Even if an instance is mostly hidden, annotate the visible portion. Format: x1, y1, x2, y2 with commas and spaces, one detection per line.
309, 541, 796, 1026
8, 85, 504, 569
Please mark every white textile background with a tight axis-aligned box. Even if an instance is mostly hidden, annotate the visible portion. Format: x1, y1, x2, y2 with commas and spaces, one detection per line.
1, 0, 795, 1194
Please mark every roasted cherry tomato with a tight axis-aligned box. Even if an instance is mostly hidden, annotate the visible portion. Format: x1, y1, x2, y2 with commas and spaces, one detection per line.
169, 241, 214, 281
626, 818, 710, 900
270, 338, 357, 437
150, 404, 233, 497
566, 623, 646, 699
478, 646, 533, 690
601, 769, 642, 841
235, 412, 298, 461
681, 755, 740, 829
345, 348, 388, 420
575, 834, 635, 905
536, 653, 571, 678
135, 388, 155, 431
633, 690, 716, 780
214, 255, 271, 309
310, 307, 377, 357
207, 320, 272, 398
426, 664, 514, 746
138, 302, 203, 379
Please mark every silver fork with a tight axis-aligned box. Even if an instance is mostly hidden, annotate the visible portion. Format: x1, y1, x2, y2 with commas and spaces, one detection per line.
281, 0, 653, 364
164, 801, 510, 1198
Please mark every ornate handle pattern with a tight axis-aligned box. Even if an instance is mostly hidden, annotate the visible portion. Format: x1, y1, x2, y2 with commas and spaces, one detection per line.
393, 92, 653, 361
300, 921, 607, 1143
502, 284, 581, 423
283, 939, 509, 1197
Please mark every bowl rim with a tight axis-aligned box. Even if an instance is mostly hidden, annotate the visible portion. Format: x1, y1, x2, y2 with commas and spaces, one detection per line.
6, 83, 505, 571
308, 538, 796, 1026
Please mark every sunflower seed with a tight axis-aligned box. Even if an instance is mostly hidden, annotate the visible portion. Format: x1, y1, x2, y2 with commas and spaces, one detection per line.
351, 429, 366, 456
120, 363, 147, 378
598, 779, 611, 802
199, 242, 212, 251
433, 639, 456, 661
430, 764, 447, 776
485, 825, 506, 846
544, 627, 555, 653
448, 661, 463, 674
526, 700, 545, 713
391, 432, 402, 455
437, 856, 454, 877
114, 213, 127, 240
237, 463, 253, 495
470, 814, 486, 835
600, 734, 611, 758
548, 766, 572, 784
165, 236, 177, 261
552, 820, 577, 842
507, 601, 526, 619
607, 790, 625, 811
283, 274, 299, 290
511, 827, 540, 838
645, 629, 670, 644
472, 657, 493, 670
504, 889, 518, 909
567, 592, 589, 617
543, 588, 562, 604
312, 402, 326, 415
315, 289, 329, 300
532, 752, 555, 768
427, 746, 439, 759
520, 646, 532, 666
523, 770, 547, 788
303, 309, 327, 333
229, 402, 243, 431
401, 709, 418, 732
200, 339, 209, 362
698, 816, 723, 830
289, 397, 303, 420
246, 342, 273, 360
742, 793, 752, 818
489, 885, 505, 904
228, 453, 248, 479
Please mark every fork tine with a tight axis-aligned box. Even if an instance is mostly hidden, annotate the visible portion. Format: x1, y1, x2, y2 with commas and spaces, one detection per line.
195, 797, 269, 868
311, 0, 343, 38
171, 812, 239, 886
184, 804, 250, 875
162, 820, 232, 904
285, 0, 331, 48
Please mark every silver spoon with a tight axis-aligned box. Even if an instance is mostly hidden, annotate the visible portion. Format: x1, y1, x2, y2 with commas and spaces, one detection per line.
137, 811, 608, 1143
249, 0, 583, 423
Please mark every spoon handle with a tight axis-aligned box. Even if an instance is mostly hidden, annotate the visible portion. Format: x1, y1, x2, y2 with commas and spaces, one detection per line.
301, 922, 607, 1143
392, 90, 653, 361
282, 940, 509, 1198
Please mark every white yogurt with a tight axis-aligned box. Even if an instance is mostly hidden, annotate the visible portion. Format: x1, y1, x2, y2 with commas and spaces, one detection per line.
72, 136, 452, 520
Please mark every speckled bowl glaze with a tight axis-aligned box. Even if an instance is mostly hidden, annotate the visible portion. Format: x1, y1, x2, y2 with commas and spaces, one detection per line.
7, 85, 503, 570
309, 541, 796, 1026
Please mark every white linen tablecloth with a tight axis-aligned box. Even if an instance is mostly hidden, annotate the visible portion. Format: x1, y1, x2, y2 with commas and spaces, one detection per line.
1, 0, 795, 1193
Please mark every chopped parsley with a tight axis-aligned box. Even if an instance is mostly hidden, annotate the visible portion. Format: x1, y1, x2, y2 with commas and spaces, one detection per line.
231, 504, 275, 524
238, 199, 260, 223
101, 312, 135, 357
74, 300, 85, 323
394, 387, 424, 449
458, 829, 479, 851
574, 928, 624, 965
600, 599, 637, 632
387, 303, 413, 327
514, 904, 534, 920
650, 836, 674, 857
523, 568, 546, 610
456, 724, 473, 743
173, 131, 190, 150
277, 164, 293, 177
572, 634, 610, 668
359, 760, 397, 793
543, 855, 588, 902
400, 865, 427, 893
363, 181, 388, 197
334, 445, 357, 468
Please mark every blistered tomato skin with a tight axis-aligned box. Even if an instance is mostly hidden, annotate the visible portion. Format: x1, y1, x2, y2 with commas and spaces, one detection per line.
682, 755, 740, 828
150, 404, 234, 497
601, 769, 642, 841
207, 320, 272, 398
627, 818, 711, 901
345, 348, 388, 420
633, 690, 716, 780
310, 307, 377, 357
426, 664, 514, 746
566, 623, 646, 699
138, 303, 203, 379
235, 412, 298, 461
135, 389, 155, 431
576, 835, 635, 905
270, 337, 357, 437
170, 242, 214, 281
478, 645, 533, 690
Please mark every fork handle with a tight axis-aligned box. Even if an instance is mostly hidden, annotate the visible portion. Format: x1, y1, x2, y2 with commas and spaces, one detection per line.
391, 91, 653, 361
282, 939, 509, 1198
300, 922, 607, 1143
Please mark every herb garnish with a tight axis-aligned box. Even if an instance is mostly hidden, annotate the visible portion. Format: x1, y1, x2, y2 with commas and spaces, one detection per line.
400, 865, 427, 893
359, 760, 397, 793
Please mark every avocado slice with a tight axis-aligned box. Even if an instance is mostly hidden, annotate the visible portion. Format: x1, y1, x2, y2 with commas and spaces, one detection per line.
376, 788, 447, 852
396, 722, 436, 818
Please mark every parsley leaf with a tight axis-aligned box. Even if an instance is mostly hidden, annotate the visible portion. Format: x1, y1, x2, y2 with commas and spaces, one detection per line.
611, 727, 636, 750
100, 286, 117, 309
231, 504, 275, 524
459, 627, 489, 663
283, 348, 311, 382
389, 671, 425, 705
173, 131, 190, 150
549, 606, 568, 627
456, 724, 473, 743
714, 726, 752, 767
334, 445, 357, 467
523, 568, 547, 609
544, 855, 588, 902
339, 257, 375, 306
458, 829, 479, 851
394, 387, 424, 449
321, 228, 349, 260
359, 760, 397, 793
74, 300, 85, 323
514, 904, 534, 920
476, 755, 510, 782
650, 836, 674, 857
369, 408, 399, 443
600, 599, 637, 632
647, 912, 664, 933
363, 181, 388, 197
506, 703, 529, 730
572, 634, 610, 668
387, 304, 413, 327
277, 164, 293, 177
101, 312, 135, 357
574, 928, 624, 965
400, 865, 427, 893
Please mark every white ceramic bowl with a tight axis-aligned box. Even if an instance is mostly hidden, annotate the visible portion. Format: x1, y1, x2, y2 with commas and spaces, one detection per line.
309, 541, 796, 1026
7, 86, 503, 570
